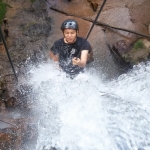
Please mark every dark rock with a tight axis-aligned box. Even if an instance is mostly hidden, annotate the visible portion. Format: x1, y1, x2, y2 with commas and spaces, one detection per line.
113, 38, 150, 65
113, 40, 130, 55
0, 132, 13, 150
107, 43, 131, 70
22, 23, 51, 37
5, 97, 18, 108
130, 18, 136, 23
87, 0, 98, 12
91, 2, 98, 12
0, 118, 38, 150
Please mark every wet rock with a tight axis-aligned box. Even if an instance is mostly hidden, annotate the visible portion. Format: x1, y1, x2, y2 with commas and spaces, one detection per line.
148, 24, 150, 34
5, 97, 18, 108
87, 0, 98, 12
0, 125, 21, 150
113, 40, 130, 55
0, 80, 9, 102
22, 23, 51, 37
107, 41, 131, 70
0, 44, 6, 54
0, 80, 18, 110
91, 2, 98, 12
0, 101, 6, 112
143, 38, 150, 48
0, 65, 3, 70
0, 132, 13, 150
0, 118, 38, 150
30, 4, 35, 12
113, 38, 150, 65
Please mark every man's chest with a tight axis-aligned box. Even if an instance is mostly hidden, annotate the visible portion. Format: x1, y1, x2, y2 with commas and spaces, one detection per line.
59, 44, 80, 58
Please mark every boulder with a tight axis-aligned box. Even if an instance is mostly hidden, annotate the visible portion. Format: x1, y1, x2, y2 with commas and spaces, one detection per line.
0, 132, 13, 150
90, 2, 98, 12
112, 38, 150, 65
87, 0, 98, 12
0, 118, 38, 150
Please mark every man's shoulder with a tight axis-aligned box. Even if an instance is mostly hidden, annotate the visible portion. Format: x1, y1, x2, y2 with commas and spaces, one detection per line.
54, 38, 64, 45
77, 36, 90, 44
77, 36, 85, 41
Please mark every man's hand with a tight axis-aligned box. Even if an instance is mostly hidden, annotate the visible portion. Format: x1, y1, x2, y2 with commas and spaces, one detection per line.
49, 51, 58, 62
72, 57, 81, 66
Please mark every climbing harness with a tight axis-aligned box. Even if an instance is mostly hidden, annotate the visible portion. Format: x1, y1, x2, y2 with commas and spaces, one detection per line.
0, 26, 18, 81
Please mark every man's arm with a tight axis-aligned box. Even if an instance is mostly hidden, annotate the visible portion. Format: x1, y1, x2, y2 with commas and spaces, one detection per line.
49, 51, 58, 62
72, 50, 88, 67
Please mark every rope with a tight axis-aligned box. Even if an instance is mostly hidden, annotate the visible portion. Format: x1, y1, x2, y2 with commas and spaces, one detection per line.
77, 0, 107, 57
85, 0, 107, 41
0, 119, 18, 128
0, 26, 18, 81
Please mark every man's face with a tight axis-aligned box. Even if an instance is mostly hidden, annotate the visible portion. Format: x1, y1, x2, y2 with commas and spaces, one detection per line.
63, 29, 77, 44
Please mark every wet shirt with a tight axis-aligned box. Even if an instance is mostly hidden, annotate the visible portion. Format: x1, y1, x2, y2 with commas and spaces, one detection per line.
51, 36, 91, 75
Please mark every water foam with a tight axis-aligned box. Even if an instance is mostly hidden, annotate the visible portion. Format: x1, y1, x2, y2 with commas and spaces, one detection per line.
24, 61, 150, 150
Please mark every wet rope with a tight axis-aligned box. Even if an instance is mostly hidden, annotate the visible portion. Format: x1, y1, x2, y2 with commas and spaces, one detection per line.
77, 0, 107, 57
45, 0, 107, 41
85, 0, 107, 41
0, 119, 18, 128
0, 26, 18, 81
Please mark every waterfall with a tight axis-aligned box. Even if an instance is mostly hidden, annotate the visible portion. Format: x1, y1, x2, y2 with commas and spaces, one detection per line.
22, 60, 150, 150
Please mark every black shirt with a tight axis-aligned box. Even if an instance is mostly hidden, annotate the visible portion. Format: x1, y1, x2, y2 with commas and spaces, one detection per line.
51, 36, 91, 75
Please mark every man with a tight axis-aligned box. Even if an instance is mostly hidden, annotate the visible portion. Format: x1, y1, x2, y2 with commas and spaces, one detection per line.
50, 19, 92, 78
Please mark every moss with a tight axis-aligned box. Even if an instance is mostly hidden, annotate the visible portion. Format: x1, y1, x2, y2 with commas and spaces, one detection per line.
0, 0, 7, 24
30, 0, 36, 3
22, 22, 36, 31
133, 39, 144, 50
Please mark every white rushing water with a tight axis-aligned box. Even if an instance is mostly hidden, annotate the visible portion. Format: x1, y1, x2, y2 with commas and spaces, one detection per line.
23, 61, 150, 150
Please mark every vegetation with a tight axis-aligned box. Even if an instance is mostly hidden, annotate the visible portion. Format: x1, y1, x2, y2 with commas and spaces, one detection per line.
134, 39, 144, 50
0, 0, 7, 24
30, 0, 36, 3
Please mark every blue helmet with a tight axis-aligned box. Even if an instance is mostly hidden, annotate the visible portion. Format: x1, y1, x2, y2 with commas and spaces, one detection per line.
61, 19, 79, 30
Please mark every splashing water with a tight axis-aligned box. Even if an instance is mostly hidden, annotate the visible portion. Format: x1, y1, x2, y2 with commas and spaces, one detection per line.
23, 61, 150, 150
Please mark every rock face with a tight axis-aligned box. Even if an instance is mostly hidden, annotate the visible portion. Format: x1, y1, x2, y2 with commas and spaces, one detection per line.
111, 38, 150, 66
148, 24, 150, 34
1, 0, 150, 149
87, 0, 99, 12
0, 0, 50, 149
0, 118, 38, 150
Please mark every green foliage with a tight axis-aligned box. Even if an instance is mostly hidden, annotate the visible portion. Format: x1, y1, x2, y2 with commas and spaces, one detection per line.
30, 0, 36, 3
0, 0, 7, 24
134, 39, 144, 50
